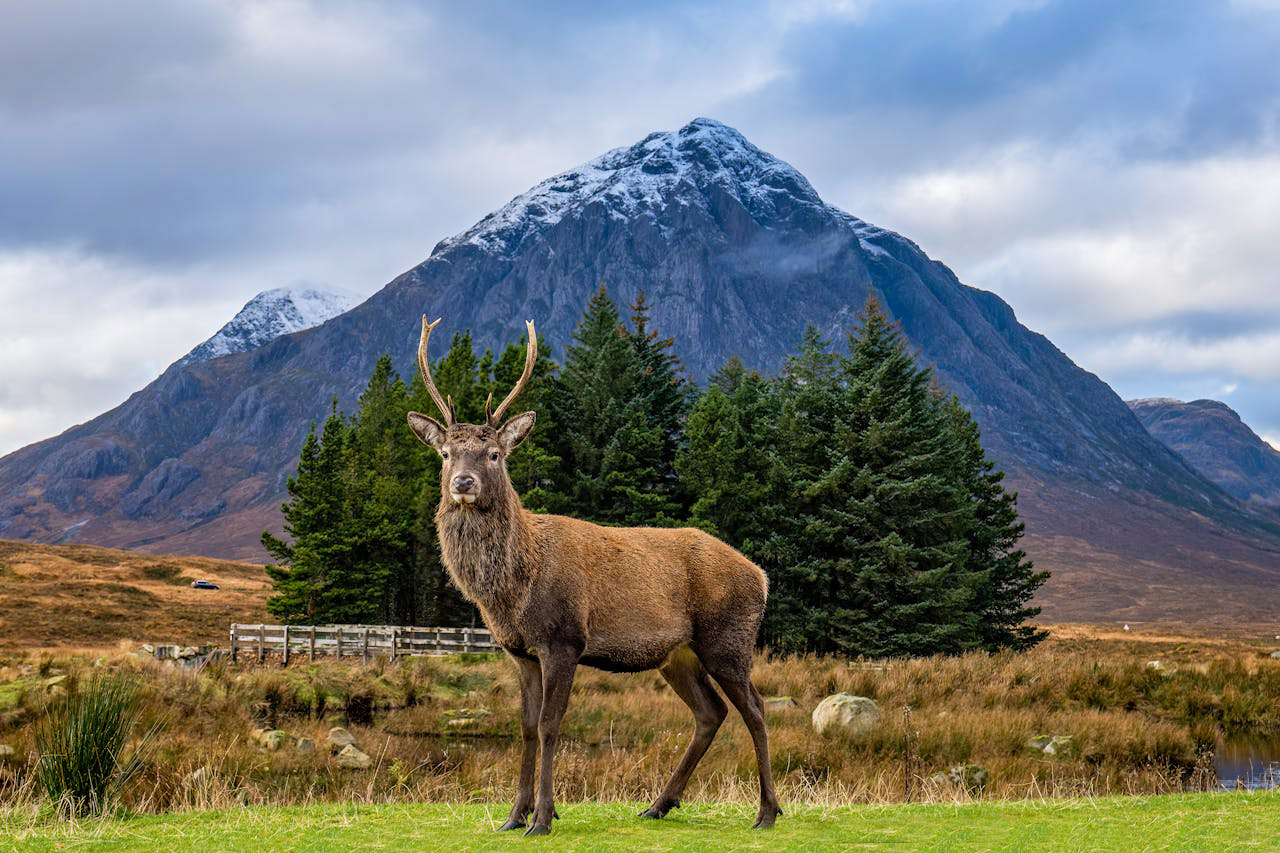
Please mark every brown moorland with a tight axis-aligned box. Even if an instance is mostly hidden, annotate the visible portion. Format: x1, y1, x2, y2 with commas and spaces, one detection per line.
0, 539, 270, 650
2, 628, 1279, 815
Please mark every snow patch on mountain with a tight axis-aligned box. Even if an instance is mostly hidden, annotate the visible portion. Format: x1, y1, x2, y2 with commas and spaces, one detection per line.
439, 117, 913, 266
179, 285, 361, 366
438, 118, 827, 256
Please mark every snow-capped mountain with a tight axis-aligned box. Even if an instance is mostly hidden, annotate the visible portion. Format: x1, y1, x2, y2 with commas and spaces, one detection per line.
442, 117, 902, 261
178, 286, 361, 366
2, 118, 1278, 623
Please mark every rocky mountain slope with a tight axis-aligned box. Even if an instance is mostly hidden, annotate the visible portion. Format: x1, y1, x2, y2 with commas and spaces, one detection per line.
179, 285, 361, 366
1, 118, 1277, 620
1129, 398, 1280, 509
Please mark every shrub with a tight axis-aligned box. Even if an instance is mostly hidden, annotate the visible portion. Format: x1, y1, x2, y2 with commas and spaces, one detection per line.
34, 672, 155, 816
140, 563, 189, 586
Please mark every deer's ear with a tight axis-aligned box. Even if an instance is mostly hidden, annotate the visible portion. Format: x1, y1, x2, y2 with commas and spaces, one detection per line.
407, 412, 447, 452
497, 411, 536, 452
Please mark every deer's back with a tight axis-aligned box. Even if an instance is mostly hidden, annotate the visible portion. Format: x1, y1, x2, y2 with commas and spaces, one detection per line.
527, 513, 767, 671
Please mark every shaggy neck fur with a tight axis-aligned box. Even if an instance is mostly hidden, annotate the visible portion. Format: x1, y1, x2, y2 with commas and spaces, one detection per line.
435, 477, 537, 628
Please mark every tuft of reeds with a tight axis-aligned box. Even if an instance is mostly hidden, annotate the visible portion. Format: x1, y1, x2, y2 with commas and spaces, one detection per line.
34, 671, 155, 817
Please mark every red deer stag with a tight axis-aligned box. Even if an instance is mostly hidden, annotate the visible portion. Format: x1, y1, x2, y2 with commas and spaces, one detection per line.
407, 315, 780, 836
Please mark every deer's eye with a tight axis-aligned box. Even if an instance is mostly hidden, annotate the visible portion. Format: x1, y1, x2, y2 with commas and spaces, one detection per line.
489, 450, 500, 462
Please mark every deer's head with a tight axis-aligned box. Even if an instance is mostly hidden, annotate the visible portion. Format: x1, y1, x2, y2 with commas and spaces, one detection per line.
407, 316, 537, 510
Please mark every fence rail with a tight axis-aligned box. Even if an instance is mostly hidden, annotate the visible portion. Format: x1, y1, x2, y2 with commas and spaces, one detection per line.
229, 623, 499, 664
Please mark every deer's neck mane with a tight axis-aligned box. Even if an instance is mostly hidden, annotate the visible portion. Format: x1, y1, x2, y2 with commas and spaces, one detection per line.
435, 489, 537, 623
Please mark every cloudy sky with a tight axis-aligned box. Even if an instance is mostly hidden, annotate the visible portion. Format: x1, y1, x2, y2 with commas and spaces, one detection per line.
3, 0, 1279, 456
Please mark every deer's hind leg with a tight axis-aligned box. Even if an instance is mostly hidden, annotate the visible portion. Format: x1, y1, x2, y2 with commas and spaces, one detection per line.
699, 637, 781, 829
640, 645, 728, 819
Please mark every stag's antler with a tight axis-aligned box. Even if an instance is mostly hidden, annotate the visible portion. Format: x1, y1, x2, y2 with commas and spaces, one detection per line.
417, 316, 455, 427
487, 320, 537, 427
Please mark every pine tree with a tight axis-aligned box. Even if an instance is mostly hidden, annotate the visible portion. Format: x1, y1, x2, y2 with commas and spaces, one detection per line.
546, 285, 686, 524
940, 396, 1049, 650
827, 295, 979, 656
753, 298, 987, 656
679, 357, 780, 561
344, 355, 423, 624
263, 402, 352, 624
755, 325, 842, 651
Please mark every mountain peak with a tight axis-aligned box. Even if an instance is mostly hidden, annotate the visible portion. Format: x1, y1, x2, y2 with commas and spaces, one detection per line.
1129, 397, 1280, 506
178, 284, 361, 367
439, 118, 827, 257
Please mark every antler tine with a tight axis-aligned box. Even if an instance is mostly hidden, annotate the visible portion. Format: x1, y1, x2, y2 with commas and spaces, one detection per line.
488, 319, 537, 427
417, 315, 455, 427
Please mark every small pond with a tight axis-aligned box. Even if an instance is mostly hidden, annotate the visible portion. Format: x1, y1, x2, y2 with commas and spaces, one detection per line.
1213, 735, 1280, 790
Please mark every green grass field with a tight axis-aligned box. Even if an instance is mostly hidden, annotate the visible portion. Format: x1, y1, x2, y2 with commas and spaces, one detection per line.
6, 793, 1279, 851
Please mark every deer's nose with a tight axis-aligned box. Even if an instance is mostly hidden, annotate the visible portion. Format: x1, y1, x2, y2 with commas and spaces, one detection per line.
452, 474, 475, 493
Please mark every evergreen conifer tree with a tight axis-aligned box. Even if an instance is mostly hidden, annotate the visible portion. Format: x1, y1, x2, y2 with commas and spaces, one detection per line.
344, 355, 422, 623
754, 298, 987, 656
939, 396, 1049, 650
679, 357, 780, 560
547, 285, 686, 524
263, 402, 352, 623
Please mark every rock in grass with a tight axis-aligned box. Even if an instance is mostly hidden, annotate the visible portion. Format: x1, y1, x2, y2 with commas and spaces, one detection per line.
327, 726, 357, 752
930, 764, 989, 794
334, 743, 373, 769
295, 737, 316, 754
0, 744, 14, 759
1270, 651, 1280, 660
812, 694, 879, 736
1026, 734, 1076, 758
263, 730, 290, 751
764, 696, 798, 710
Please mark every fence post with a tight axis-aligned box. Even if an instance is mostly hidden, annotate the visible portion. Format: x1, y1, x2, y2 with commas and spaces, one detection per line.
363, 627, 370, 664
282, 624, 290, 667
230, 625, 237, 663
257, 624, 265, 664
309, 626, 316, 661
336, 627, 343, 660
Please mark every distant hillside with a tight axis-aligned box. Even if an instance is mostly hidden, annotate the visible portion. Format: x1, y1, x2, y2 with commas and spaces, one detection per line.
0, 539, 269, 648
1, 118, 1278, 622
1130, 398, 1280, 509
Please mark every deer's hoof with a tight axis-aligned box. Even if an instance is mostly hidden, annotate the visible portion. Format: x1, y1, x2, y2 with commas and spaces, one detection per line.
523, 824, 551, 837
639, 798, 679, 819
497, 818, 526, 831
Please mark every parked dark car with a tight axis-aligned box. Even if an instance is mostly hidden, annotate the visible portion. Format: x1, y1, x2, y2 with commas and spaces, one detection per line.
191, 580, 219, 590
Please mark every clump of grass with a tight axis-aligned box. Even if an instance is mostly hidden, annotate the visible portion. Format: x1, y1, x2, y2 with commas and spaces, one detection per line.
140, 563, 189, 586
34, 671, 156, 817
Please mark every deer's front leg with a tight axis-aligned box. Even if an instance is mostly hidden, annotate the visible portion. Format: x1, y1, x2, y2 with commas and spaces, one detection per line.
498, 654, 542, 831
525, 645, 578, 836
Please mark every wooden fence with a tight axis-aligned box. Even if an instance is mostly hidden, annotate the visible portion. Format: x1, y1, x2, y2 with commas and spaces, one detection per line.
229, 624, 499, 664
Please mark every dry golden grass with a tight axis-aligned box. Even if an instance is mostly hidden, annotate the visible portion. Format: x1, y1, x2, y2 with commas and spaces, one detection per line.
0, 539, 270, 650
3, 624, 1278, 815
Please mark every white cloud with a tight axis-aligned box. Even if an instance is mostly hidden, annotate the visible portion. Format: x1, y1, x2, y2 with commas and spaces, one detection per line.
1072, 330, 1280, 383
856, 146, 1280, 328
3, 0, 1280, 459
